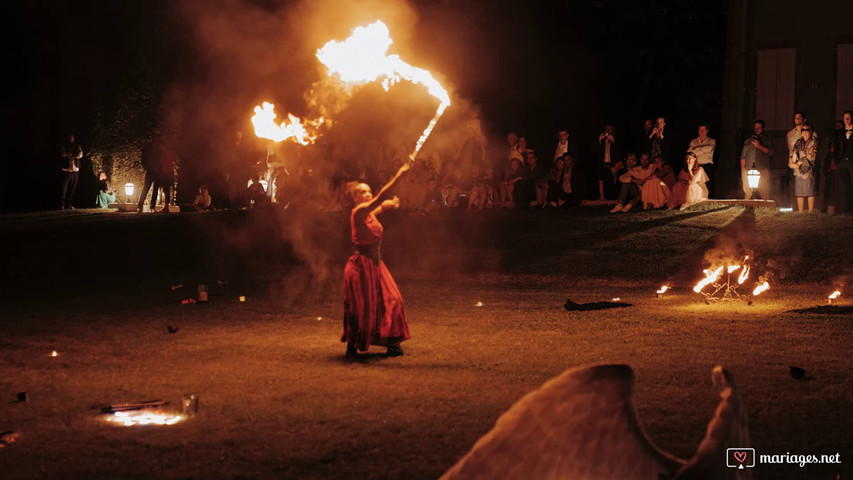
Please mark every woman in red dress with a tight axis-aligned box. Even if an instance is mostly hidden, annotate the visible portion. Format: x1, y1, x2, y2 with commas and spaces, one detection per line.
342, 163, 411, 358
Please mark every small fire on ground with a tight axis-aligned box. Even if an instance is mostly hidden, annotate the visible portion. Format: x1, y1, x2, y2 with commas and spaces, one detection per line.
104, 411, 185, 427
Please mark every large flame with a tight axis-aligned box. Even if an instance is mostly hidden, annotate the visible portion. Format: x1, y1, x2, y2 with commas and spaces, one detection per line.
693, 266, 723, 293
752, 282, 770, 296
251, 102, 324, 145
316, 20, 450, 160
829, 290, 841, 300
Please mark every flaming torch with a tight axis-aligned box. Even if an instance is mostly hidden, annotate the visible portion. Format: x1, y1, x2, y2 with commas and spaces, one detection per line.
315, 20, 450, 160
656, 285, 669, 298
253, 20, 451, 161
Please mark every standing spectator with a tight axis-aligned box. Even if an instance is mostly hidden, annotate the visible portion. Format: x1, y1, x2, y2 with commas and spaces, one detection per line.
595, 125, 619, 201
156, 140, 177, 213
824, 119, 844, 214
137, 136, 161, 213
59, 133, 82, 210
788, 122, 819, 213
647, 117, 672, 165
740, 119, 774, 200
610, 153, 656, 213
835, 110, 853, 214
786, 111, 806, 155
687, 124, 717, 198
636, 119, 654, 153
668, 152, 710, 210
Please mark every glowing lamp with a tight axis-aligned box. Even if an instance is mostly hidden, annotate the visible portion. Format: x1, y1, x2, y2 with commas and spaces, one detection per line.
746, 163, 760, 190
124, 182, 134, 202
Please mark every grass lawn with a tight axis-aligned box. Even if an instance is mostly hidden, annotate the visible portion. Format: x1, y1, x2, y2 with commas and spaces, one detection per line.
0, 205, 851, 479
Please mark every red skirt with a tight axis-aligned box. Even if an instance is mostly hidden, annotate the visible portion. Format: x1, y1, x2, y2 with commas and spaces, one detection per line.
342, 253, 410, 351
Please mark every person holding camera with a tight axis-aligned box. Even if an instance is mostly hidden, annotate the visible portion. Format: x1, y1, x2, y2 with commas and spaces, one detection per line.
740, 119, 774, 200
595, 125, 619, 200
646, 117, 672, 165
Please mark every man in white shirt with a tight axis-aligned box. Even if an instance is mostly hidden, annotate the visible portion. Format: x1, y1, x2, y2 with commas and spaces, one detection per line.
786, 111, 806, 155
610, 153, 656, 212
687, 124, 717, 198
554, 129, 569, 163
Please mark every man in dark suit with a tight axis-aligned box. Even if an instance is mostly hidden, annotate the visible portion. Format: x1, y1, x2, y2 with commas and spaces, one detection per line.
835, 110, 853, 214
594, 124, 620, 201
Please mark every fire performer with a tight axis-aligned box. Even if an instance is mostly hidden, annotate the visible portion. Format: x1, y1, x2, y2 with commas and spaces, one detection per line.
342, 162, 411, 358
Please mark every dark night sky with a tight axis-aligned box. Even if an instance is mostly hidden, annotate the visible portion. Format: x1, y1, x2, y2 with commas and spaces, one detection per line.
0, 0, 727, 212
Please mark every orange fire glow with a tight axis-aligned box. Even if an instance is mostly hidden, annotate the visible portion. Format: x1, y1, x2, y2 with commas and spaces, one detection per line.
752, 282, 770, 296
251, 102, 324, 145
693, 266, 723, 293
252, 20, 451, 159
737, 264, 751, 284
829, 291, 841, 300
105, 410, 185, 426
656, 285, 669, 295
315, 20, 450, 160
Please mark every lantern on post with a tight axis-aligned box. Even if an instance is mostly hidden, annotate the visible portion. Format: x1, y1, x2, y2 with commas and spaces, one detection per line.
124, 183, 135, 203
746, 162, 760, 197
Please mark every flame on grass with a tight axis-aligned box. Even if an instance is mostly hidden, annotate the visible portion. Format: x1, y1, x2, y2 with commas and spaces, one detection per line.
752, 282, 770, 296
252, 20, 451, 160
693, 266, 723, 293
656, 285, 669, 295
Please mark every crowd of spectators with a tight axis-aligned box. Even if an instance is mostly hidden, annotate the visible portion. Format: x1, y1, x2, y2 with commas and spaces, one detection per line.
59, 109, 853, 216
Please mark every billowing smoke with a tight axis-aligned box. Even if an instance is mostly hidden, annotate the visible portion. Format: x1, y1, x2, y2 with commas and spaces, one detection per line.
158, 0, 492, 301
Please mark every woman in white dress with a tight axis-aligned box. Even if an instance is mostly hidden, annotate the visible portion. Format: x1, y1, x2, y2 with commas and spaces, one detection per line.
668, 152, 709, 210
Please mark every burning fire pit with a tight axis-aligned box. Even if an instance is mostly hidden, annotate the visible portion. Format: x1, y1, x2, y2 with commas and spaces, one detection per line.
693, 256, 769, 303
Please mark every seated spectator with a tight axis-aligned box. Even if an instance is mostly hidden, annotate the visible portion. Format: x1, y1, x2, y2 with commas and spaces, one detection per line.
668, 152, 710, 210
483, 166, 498, 208
192, 185, 212, 211
95, 171, 116, 208
546, 153, 580, 208
610, 153, 656, 213
499, 158, 525, 208
641, 156, 675, 209
600, 159, 626, 200
420, 177, 442, 215
246, 174, 268, 208
518, 150, 548, 208
466, 164, 488, 211
441, 165, 472, 208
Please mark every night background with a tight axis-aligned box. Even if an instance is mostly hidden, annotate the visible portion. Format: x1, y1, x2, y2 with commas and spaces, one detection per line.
1, 0, 726, 212
2, 2, 853, 479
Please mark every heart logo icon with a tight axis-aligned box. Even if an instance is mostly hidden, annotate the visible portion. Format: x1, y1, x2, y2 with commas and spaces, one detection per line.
733, 451, 747, 464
